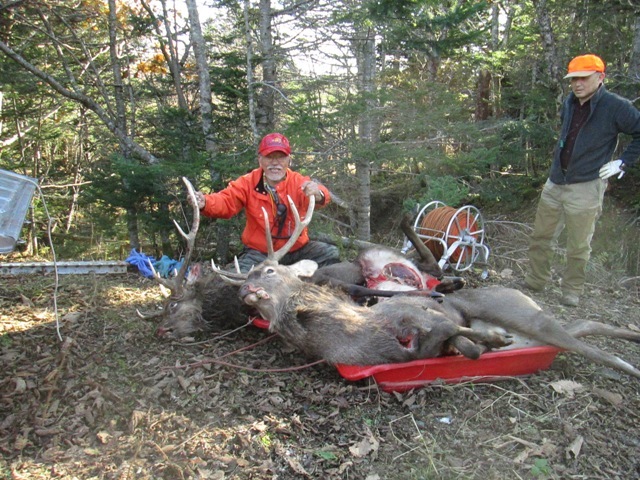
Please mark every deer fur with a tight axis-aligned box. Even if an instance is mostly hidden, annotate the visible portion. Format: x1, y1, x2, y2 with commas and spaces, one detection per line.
239, 259, 640, 378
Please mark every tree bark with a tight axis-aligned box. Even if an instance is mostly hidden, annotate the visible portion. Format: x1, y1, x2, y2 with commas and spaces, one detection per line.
631, 15, 640, 89
244, 0, 259, 143
532, 0, 562, 99
185, 0, 218, 163
256, 0, 276, 134
353, 27, 377, 241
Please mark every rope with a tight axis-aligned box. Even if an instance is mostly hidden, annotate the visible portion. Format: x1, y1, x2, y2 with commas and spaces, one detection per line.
22, 177, 62, 342
419, 206, 478, 262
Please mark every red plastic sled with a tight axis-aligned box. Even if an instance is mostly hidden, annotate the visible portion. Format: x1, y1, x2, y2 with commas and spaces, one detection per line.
250, 317, 561, 393
335, 346, 561, 392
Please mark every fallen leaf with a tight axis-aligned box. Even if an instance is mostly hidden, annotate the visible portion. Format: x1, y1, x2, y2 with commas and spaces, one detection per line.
550, 380, 584, 397
349, 430, 380, 458
499, 268, 513, 278
62, 312, 84, 322
284, 456, 309, 476
592, 387, 623, 406
20, 294, 34, 307
13, 377, 27, 394
130, 410, 146, 431
513, 449, 530, 464
403, 394, 416, 407
566, 435, 584, 459
96, 431, 112, 444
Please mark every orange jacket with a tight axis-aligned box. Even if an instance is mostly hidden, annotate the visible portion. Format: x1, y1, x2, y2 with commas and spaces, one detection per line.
200, 168, 331, 254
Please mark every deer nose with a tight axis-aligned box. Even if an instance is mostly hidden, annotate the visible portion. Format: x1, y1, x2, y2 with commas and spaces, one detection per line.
239, 284, 253, 299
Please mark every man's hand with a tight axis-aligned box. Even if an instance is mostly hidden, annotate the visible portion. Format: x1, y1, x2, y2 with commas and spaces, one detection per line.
188, 191, 206, 209
599, 159, 625, 180
301, 181, 324, 202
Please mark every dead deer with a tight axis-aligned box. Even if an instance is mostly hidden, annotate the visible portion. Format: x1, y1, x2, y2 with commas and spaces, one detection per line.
217, 196, 640, 379
137, 177, 249, 339
310, 215, 464, 298
145, 178, 453, 339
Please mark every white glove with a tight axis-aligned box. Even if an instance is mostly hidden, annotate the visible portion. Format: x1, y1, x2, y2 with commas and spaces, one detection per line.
599, 159, 625, 180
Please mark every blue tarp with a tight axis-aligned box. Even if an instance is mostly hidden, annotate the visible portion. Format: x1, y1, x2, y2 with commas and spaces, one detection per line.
125, 249, 184, 278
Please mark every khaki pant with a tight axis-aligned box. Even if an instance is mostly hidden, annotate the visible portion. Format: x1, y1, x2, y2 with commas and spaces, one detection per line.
525, 178, 606, 296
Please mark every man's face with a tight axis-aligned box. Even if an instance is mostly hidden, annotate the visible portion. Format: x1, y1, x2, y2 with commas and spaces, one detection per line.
570, 72, 604, 103
259, 152, 290, 184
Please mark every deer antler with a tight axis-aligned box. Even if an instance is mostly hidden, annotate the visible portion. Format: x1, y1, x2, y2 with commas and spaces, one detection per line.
151, 177, 200, 291
211, 258, 247, 285
265, 194, 315, 263
400, 213, 443, 279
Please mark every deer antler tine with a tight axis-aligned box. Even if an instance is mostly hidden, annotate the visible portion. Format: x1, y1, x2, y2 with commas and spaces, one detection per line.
148, 258, 178, 290
234, 256, 241, 273
262, 206, 275, 259
210, 259, 248, 280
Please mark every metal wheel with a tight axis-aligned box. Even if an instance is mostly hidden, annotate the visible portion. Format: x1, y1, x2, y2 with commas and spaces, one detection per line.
441, 205, 488, 271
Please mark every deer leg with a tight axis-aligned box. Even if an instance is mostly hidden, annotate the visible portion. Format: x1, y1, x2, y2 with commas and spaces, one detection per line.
454, 326, 514, 350
563, 320, 640, 343
448, 336, 486, 360
434, 277, 466, 294
483, 312, 640, 379
448, 288, 640, 379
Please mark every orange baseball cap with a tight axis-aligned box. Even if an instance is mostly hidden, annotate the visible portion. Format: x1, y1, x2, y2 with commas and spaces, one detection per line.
258, 133, 291, 156
564, 54, 605, 79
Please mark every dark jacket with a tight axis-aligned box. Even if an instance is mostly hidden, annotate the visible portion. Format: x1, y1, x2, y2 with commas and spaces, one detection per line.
549, 85, 640, 185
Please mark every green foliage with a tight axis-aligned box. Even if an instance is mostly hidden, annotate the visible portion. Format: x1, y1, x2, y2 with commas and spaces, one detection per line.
315, 450, 338, 463
1, 0, 639, 273
405, 175, 470, 210
530, 458, 552, 478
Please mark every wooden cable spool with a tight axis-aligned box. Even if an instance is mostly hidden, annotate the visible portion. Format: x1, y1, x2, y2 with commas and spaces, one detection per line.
419, 206, 479, 263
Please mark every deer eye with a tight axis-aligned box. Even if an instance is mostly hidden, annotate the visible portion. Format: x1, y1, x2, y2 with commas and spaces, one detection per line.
169, 302, 179, 311
264, 267, 276, 275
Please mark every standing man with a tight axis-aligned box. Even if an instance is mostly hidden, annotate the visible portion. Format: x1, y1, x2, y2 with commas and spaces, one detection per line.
192, 132, 341, 272
523, 54, 640, 306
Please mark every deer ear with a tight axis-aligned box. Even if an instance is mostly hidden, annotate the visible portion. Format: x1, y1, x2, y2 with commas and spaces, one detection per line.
186, 263, 201, 284
289, 259, 318, 278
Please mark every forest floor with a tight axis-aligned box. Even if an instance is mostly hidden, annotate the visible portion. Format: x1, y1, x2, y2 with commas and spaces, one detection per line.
1, 219, 640, 480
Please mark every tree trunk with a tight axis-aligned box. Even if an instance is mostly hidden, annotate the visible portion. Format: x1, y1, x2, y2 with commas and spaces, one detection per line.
475, 70, 492, 121
631, 15, 640, 91
127, 206, 140, 251
256, 0, 276, 134
185, 0, 218, 164
108, 0, 139, 249
532, 0, 562, 100
244, 0, 259, 143
353, 27, 377, 241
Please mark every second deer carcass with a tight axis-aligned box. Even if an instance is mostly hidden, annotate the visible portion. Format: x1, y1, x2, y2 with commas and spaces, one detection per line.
311, 214, 464, 298
224, 196, 640, 379
139, 177, 249, 339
